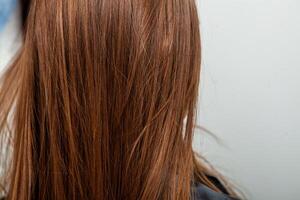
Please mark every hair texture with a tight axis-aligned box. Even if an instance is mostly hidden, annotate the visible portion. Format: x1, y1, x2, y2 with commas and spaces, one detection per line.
0, 0, 237, 199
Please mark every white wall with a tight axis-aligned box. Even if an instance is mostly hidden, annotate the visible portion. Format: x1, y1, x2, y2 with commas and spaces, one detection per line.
194, 0, 300, 199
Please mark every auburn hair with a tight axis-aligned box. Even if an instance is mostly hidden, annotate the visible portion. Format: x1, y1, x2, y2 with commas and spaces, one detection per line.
0, 0, 237, 199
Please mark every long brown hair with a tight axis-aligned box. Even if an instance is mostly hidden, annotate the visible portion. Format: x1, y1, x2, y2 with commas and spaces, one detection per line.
0, 0, 237, 199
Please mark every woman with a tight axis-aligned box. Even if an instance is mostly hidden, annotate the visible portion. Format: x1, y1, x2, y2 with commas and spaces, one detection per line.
0, 0, 240, 199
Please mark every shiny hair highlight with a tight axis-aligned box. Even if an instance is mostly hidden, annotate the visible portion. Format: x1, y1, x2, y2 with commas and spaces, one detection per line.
0, 0, 236, 199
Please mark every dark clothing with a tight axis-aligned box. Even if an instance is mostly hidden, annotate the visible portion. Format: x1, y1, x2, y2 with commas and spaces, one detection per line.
192, 175, 238, 200
193, 183, 235, 200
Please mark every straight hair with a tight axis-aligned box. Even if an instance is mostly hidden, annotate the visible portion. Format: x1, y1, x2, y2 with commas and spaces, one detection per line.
0, 0, 237, 199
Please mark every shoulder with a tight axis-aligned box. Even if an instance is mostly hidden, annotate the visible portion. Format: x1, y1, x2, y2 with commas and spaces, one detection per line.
192, 183, 236, 200
192, 175, 239, 200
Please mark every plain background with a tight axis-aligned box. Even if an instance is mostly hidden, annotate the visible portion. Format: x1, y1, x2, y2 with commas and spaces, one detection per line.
0, 1, 300, 200
194, 0, 300, 200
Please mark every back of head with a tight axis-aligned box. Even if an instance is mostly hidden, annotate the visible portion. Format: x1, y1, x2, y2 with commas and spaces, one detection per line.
0, 0, 231, 199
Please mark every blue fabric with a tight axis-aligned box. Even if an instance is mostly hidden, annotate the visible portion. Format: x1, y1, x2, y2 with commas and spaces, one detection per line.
192, 184, 236, 200
0, 0, 17, 31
